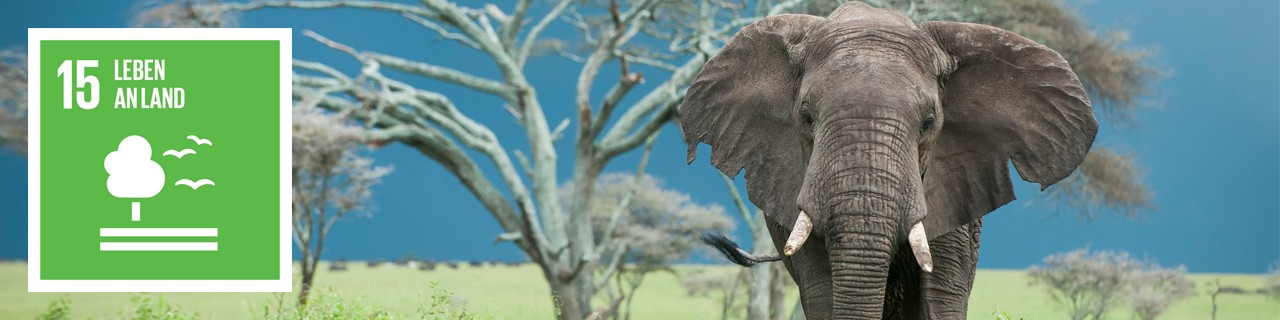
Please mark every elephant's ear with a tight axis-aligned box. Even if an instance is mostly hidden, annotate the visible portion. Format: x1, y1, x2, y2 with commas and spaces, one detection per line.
680, 14, 822, 227
919, 21, 1098, 240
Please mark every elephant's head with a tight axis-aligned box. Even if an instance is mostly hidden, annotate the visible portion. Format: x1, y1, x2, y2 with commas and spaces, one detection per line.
679, 2, 1096, 318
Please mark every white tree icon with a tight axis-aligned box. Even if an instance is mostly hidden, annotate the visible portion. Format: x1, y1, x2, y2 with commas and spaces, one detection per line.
104, 135, 165, 221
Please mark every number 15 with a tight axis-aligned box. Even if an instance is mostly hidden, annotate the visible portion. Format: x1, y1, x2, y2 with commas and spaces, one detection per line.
56, 60, 99, 110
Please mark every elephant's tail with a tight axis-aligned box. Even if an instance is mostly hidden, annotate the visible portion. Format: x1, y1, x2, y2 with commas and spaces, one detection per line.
700, 233, 781, 267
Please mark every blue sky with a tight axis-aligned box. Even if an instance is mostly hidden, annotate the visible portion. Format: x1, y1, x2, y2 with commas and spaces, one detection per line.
0, 0, 1276, 273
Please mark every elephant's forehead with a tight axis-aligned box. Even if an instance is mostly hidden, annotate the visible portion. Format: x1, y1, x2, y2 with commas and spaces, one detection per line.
804, 12, 937, 67
826, 1, 917, 28
804, 34, 939, 82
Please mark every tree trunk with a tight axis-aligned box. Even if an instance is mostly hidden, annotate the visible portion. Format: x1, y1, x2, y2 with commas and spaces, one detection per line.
770, 263, 787, 320
560, 145, 603, 320
747, 215, 773, 320
552, 279, 587, 320
297, 260, 315, 306
1210, 287, 1219, 320
622, 276, 643, 320
748, 265, 770, 320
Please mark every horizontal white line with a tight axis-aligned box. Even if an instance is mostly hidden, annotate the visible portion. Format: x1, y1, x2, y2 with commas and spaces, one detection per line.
100, 242, 218, 251
100, 228, 218, 237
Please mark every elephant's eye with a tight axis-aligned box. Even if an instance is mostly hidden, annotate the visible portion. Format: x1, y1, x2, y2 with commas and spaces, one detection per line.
921, 116, 935, 133
800, 103, 815, 126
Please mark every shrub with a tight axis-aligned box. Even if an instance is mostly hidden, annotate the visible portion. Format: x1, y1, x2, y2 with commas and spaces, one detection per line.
992, 308, 1027, 320
129, 294, 197, 320
254, 290, 390, 320
35, 298, 72, 320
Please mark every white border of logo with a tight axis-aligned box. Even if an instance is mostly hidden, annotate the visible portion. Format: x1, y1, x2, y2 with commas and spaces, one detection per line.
28, 28, 293, 292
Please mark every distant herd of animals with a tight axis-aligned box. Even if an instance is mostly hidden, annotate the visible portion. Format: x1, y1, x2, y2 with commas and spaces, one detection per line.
325, 259, 527, 271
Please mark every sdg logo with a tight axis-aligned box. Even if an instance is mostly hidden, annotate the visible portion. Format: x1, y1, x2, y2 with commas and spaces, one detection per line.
28, 29, 292, 292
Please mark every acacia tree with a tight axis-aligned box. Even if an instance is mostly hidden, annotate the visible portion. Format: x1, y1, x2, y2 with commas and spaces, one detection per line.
292, 103, 392, 305
1029, 249, 1142, 320
1125, 264, 1194, 320
137, 0, 814, 318
0, 50, 26, 155
566, 171, 734, 320
1029, 248, 1196, 320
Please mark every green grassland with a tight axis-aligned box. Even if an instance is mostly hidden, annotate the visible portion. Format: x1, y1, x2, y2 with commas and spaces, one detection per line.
1, 262, 1274, 319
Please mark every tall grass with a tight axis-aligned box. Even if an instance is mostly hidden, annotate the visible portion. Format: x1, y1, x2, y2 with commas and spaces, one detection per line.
6, 262, 1273, 320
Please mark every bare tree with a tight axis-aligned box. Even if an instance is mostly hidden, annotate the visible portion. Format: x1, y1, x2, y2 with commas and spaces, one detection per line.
0, 50, 27, 155
1206, 279, 1250, 320
1028, 249, 1142, 320
1125, 264, 1194, 320
135, 1, 814, 318
292, 102, 392, 305
567, 172, 734, 320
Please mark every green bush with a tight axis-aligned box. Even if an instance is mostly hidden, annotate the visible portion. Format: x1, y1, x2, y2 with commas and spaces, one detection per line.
253, 290, 390, 320
993, 308, 1027, 320
415, 282, 490, 320
34, 297, 72, 320
130, 294, 198, 320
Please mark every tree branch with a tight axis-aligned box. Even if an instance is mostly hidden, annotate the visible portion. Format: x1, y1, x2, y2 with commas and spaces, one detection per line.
297, 85, 541, 258
500, 0, 531, 53
401, 12, 481, 50
598, 100, 676, 161
719, 171, 757, 231
574, 0, 656, 144
594, 130, 661, 258
211, 0, 441, 20
518, 0, 574, 66
597, 54, 705, 155
593, 242, 628, 292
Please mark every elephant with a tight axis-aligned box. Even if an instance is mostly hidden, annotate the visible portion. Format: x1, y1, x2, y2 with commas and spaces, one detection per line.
679, 2, 1097, 319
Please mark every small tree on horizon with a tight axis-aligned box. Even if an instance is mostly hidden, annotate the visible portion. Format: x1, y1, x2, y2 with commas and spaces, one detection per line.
1029, 248, 1141, 320
292, 103, 392, 306
1031, 248, 1203, 320
1125, 264, 1195, 320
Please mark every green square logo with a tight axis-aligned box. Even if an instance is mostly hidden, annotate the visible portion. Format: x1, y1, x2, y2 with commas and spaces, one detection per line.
28, 29, 292, 292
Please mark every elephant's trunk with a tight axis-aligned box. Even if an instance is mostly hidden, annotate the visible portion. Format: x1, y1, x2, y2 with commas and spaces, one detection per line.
800, 119, 925, 318
829, 213, 895, 319
817, 164, 909, 319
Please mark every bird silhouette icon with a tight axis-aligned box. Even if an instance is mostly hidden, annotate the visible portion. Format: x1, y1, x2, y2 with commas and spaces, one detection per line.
175, 179, 216, 190
187, 135, 213, 146
162, 149, 197, 158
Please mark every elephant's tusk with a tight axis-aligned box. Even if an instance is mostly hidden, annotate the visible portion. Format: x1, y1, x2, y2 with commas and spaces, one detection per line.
783, 210, 812, 256
909, 222, 933, 273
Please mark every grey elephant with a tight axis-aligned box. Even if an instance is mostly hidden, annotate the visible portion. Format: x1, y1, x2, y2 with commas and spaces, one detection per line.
680, 2, 1097, 319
